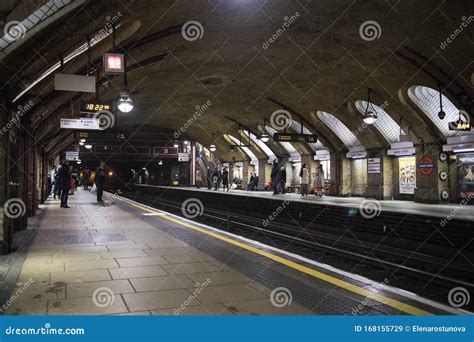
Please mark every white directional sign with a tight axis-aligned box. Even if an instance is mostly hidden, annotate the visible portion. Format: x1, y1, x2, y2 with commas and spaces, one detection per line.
65, 151, 79, 161
178, 152, 189, 162
60, 118, 100, 130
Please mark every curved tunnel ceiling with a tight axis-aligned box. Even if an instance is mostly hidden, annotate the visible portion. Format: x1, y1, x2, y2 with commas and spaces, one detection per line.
0, 1, 472, 161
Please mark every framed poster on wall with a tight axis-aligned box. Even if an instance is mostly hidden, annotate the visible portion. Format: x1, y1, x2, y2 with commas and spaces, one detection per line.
399, 156, 416, 194
457, 153, 474, 199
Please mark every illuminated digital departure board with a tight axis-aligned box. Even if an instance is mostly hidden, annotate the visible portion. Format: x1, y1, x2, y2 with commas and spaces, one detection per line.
80, 102, 112, 113
273, 133, 318, 143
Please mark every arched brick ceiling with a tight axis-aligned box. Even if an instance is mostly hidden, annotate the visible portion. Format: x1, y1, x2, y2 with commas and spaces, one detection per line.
1, 0, 472, 159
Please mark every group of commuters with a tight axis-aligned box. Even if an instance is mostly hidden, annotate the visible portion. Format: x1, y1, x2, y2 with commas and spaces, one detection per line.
271, 160, 325, 197
204, 166, 230, 191
299, 163, 325, 196
51, 161, 107, 208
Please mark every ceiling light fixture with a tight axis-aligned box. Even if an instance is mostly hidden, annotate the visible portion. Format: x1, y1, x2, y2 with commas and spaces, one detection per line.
80, 138, 86, 143
173, 141, 179, 148
158, 160, 163, 165
259, 118, 270, 142
79, 141, 84, 146
209, 133, 217, 152
84, 144, 92, 149
363, 88, 378, 125
117, 53, 133, 113
438, 84, 446, 120
117, 92, 133, 113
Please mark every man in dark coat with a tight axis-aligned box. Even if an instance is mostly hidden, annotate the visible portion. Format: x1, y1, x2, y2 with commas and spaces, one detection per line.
206, 167, 212, 190
95, 162, 106, 202
280, 166, 287, 194
270, 160, 281, 195
58, 161, 71, 208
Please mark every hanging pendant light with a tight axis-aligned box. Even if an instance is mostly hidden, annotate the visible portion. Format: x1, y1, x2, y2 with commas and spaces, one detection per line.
118, 92, 133, 113
209, 133, 217, 152
259, 118, 270, 142
117, 54, 133, 113
363, 88, 378, 125
438, 84, 446, 120
173, 140, 179, 148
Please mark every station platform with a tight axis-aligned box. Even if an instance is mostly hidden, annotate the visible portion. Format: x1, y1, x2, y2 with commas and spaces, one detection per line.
160, 187, 474, 220
0, 190, 465, 316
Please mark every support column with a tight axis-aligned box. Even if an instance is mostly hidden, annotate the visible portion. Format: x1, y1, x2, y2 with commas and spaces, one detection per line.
414, 144, 446, 204
0, 97, 10, 254
339, 154, 352, 196
365, 149, 393, 200
257, 159, 268, 190
242, 160, 250, 185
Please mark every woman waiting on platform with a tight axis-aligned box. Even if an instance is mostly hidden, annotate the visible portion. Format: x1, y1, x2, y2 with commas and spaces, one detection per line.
314, 164, 324, 197
300, 163, 309, 196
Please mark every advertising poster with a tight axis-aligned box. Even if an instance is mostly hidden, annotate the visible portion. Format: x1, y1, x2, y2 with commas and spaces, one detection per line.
457, 153, 474, 198
399, 156, 416, 194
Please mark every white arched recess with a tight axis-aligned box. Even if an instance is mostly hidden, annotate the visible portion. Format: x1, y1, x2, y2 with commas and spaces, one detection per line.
226, 134, 259, 183
317, 111, 367, 196
408, 85, 474, 154
239, 130, 276, 162
355, 101, 407, 144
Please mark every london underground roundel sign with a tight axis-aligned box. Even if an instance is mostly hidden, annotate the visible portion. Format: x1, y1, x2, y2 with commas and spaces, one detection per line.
418, 155, 435, 176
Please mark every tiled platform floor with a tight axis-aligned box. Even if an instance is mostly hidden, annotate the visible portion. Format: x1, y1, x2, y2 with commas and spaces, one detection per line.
4, 190, 311, 316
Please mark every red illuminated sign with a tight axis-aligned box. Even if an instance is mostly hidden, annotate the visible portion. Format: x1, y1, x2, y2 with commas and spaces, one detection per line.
103, 53, 124, 73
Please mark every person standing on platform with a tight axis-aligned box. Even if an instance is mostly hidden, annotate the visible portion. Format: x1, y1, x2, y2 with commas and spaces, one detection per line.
69, 165, 77, 195
95, 162, 106, 203
207, 167, 212, 190
280, 166, 287, 194
82, 166, 91, 190
58, 160, 70, 208
221, 167, 229, 192
196, 169, 203, 188
53, 166, 61, 199
314, 164, 324, 197
212, 168, 220, 191
271, 160, 281, 195
300, 163, 310, 196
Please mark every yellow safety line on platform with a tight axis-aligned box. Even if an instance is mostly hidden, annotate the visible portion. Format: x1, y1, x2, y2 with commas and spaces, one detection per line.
117, 196, 433, 316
